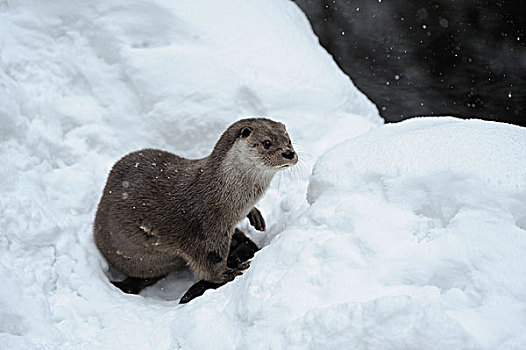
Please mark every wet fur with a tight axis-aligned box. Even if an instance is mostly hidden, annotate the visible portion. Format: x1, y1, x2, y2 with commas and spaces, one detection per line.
94, 118, 297, 283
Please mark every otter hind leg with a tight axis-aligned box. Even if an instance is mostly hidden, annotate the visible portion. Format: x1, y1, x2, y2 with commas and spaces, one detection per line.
112, 275, 165, 294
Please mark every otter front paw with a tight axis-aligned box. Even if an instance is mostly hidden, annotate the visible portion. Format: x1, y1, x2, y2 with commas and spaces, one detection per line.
221, 267, 243, 282
247, 207, 265, 231
227, 248, 255, 270
237, 261, 250, 270
228, 230, 259, 269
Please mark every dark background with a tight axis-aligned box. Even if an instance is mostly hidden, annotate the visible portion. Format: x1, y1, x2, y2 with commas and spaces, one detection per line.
293, 0, 526, 126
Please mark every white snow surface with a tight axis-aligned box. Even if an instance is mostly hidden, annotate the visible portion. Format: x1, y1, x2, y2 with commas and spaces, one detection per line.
1, 0, 526, 349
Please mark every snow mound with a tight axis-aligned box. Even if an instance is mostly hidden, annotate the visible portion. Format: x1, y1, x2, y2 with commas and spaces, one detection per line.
300, 117, 526, 348
309, 117, 526, 201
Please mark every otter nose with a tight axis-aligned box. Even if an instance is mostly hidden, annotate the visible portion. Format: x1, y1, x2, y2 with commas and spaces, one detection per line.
281, 150, 295, 160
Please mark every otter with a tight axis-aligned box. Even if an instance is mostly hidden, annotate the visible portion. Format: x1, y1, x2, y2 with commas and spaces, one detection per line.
93, 118, 298, 298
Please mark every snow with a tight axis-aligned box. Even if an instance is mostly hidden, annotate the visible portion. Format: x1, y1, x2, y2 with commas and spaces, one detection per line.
1, 0, 526, 349
305, 118, 526, 348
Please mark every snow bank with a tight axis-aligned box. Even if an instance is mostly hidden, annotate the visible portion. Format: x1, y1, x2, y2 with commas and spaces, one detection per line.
303, 118, 526, 348
2, 0, 525, 349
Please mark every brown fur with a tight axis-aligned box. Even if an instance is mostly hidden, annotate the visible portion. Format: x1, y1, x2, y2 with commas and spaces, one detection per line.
94, 118, 297, 283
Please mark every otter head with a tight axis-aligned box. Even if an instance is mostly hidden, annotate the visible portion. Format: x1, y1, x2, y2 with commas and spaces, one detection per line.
235, 118, 298, 171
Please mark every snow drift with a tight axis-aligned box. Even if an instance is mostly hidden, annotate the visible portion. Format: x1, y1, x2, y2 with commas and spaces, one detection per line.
1, 0, 525, 349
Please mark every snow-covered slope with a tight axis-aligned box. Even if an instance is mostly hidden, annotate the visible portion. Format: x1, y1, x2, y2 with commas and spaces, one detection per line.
304, 118, 526, 349
1, 0, 526, 349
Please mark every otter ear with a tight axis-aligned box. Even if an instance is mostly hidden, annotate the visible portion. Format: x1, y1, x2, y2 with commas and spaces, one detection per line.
240, 127, 252, 138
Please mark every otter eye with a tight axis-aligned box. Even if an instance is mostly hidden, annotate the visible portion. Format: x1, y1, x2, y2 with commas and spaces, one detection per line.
263, 140, 272, 149
241, 128, 252, 138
